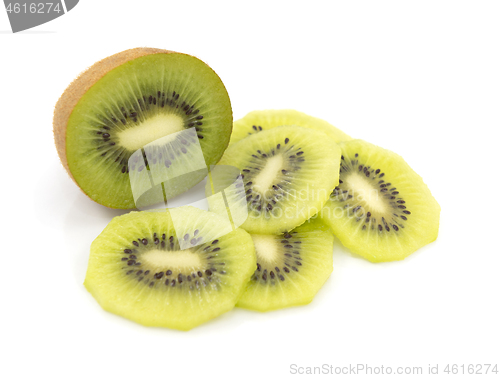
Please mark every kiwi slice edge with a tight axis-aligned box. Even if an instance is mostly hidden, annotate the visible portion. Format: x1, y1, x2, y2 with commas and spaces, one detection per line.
229, 109, 352, 146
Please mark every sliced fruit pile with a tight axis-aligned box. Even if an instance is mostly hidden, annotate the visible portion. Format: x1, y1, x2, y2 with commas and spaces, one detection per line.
55, 48, 440, 331
218, 110, 439, 262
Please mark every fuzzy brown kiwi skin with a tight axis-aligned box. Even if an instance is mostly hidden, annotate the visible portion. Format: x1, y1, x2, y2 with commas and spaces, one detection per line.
53, 47, 232, 209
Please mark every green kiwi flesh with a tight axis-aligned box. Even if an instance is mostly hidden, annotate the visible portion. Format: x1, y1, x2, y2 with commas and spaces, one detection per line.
214, 126, 342, 234
320, 139, 440, 262
64, 52, 232, 209
229, 109, 351, 146
237, 218, 334, 311
84, 207, 256, 331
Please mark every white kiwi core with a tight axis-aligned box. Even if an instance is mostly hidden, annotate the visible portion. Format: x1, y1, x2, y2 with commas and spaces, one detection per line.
117, 114, 185, 151
344, 173, 388, 214
141, 249, 202, 270
252, 155, 283, 195
251, 234, 278, 263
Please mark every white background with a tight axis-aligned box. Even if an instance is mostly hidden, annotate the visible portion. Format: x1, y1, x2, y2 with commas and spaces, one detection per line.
1, 1, 499, 377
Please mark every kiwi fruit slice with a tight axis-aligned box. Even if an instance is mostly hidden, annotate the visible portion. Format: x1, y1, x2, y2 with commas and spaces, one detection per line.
320, 139, 440, 262
237, 218, 334, 311
54, 48, 232, 209
215, 125, 342, 234
229, 109, 351, 146
84, 206, 256, 330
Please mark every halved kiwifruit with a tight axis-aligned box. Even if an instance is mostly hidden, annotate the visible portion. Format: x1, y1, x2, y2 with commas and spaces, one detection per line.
320, 139, 440, 262
54, 48, 232, 209
237, 218, 334, 312
84, 206, 256, 331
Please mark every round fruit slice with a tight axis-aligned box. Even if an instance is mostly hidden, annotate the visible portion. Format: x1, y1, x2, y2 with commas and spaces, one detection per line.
217, 126, 342, 234
229, 109, 351, 146
320, 139, 440, 262
54, 48, 232, 209
237, 218, 334, 311
84, 207, 256, 331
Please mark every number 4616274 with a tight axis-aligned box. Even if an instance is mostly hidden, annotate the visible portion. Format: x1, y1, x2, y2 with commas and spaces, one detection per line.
5, 3, 62, 14
444, 364, 498, 375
